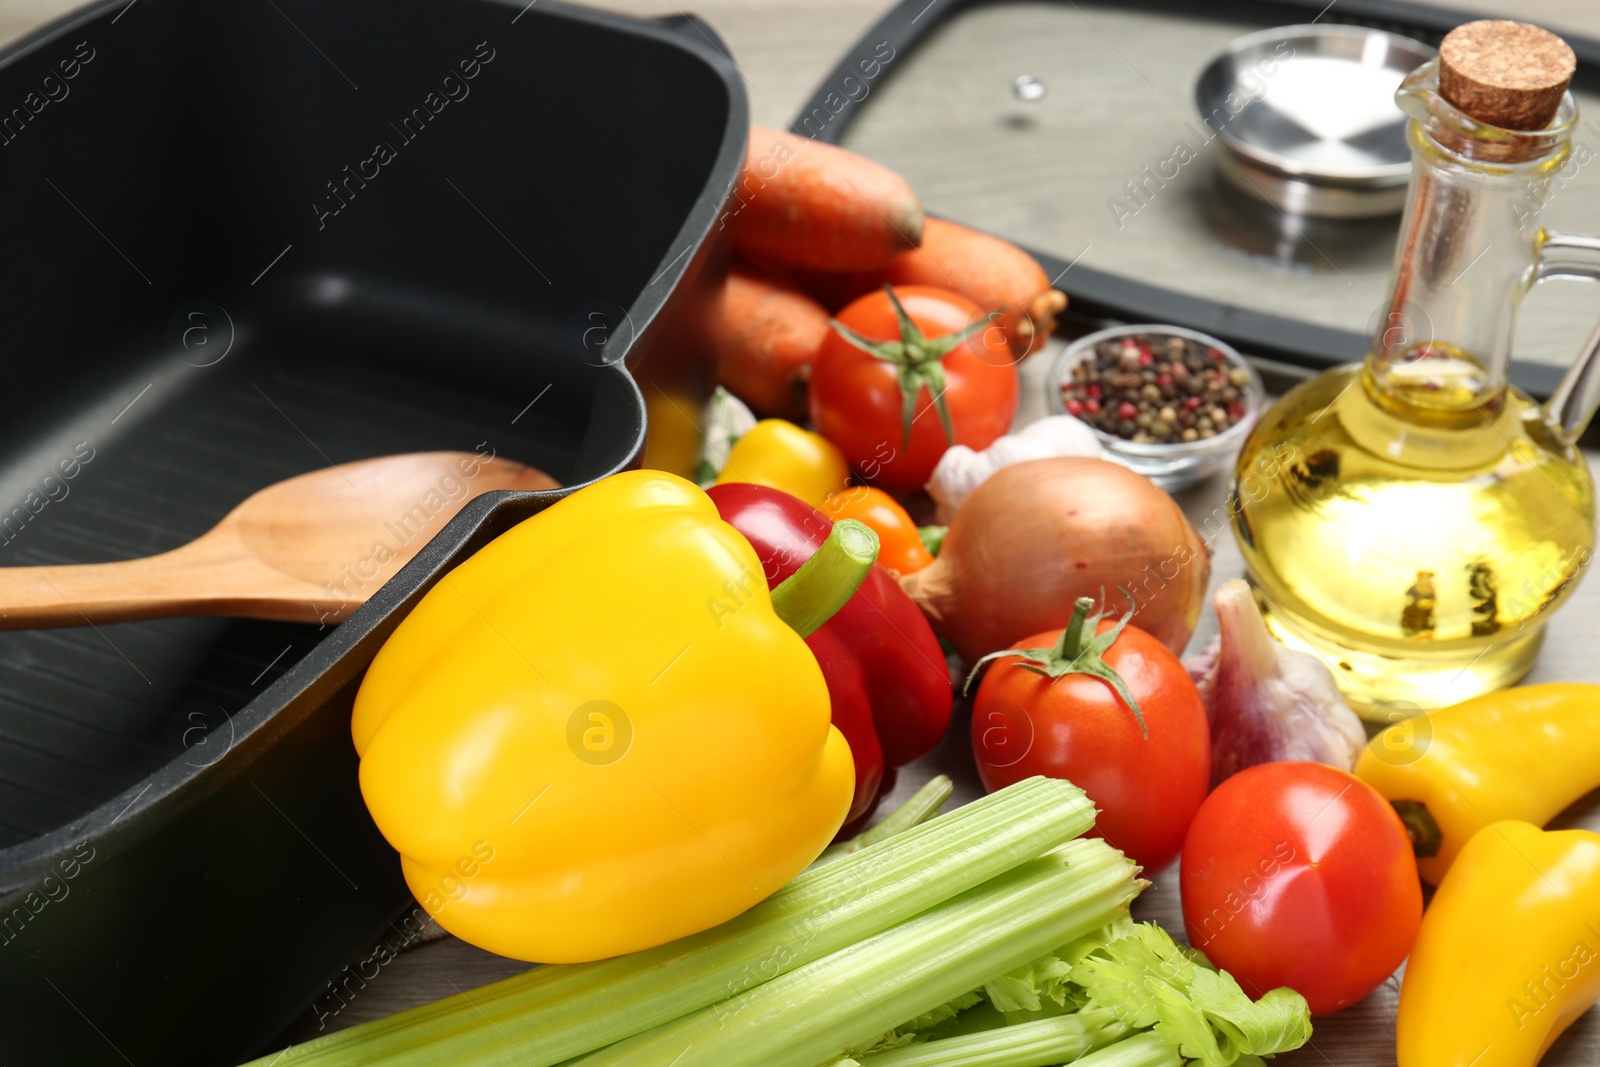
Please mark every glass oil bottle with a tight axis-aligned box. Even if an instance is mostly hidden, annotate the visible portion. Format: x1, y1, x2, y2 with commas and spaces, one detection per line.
1232, 45, 1600, 715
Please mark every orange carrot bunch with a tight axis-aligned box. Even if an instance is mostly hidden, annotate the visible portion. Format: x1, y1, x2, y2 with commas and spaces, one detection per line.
716, 126, 1066, 420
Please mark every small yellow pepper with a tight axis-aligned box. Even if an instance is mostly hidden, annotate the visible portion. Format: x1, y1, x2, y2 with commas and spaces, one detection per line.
1355, 683, 1600, 883
352, 470, 858, 963
715, 418, 849, 507
1398, 821, 1600, 1067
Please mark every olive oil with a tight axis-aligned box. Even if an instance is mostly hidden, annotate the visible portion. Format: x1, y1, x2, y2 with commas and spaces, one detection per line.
1233, 361, 1594, 714
1234, 49, 1600, 715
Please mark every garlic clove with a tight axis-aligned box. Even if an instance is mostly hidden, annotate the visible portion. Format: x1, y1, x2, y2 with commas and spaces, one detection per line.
926, 416, 1104, 522
1018, 413, 1104, 453
1188, 579, 1367, 786
1184, 634, 1220, 689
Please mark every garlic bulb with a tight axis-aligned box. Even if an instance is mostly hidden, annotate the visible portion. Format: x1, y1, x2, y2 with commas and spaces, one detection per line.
699, 387, 758, 486
1186, 580, 1366, 787
926, 416, 1103, 522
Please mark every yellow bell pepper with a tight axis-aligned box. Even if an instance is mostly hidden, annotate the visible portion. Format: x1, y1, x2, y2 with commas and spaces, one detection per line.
1356, 683, 1600, 884
1397, 821, 1600, 1067
351, 470, 861, 963
715, 418, 849, 507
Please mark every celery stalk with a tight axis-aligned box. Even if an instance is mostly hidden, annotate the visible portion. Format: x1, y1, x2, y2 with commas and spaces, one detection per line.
247, 777, 1094, 1067
857, 1011, 1126, 1067
1068, 1033, 1180, 1067
864, 1030, 1175, 1067
813, 776, 955, 867
568, 838, 1142, 1067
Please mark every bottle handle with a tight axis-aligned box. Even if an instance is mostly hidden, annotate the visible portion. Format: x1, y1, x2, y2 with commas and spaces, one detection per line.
1538, 230, 1600, 445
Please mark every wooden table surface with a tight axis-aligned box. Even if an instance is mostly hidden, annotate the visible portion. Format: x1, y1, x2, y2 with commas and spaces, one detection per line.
6, 0, 1600, 1064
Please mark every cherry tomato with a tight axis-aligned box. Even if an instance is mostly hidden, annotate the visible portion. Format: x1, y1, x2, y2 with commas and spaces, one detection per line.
971, 605, 1210, 874
810, 285, 1017, 493
821, 486, 934, 576
1180, 761, 1422, 1016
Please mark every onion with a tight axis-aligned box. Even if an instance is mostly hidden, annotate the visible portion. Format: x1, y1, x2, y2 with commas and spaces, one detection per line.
900, 457, 1209, 662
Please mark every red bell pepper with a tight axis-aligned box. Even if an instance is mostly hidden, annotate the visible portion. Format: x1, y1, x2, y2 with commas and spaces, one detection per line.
708, 483, 953, 821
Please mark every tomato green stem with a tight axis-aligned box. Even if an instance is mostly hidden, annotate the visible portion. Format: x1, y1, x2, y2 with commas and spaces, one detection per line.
829, 286, 990, 447
1057, 597, 1096, 660
965, 596, 1148, 736
770, 519, 880, 639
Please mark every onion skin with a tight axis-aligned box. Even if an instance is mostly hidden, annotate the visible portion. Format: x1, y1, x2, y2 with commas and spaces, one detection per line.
900, 457, 1209, 662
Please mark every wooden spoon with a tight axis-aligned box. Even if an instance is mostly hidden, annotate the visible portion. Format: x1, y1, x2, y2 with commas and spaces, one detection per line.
0, 452, 559, 630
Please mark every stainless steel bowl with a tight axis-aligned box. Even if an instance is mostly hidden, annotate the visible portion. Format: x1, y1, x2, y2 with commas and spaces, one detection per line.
1196, 24, 1436, 218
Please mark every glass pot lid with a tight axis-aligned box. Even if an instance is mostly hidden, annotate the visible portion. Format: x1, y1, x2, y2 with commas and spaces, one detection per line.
798, 0, 1600, 394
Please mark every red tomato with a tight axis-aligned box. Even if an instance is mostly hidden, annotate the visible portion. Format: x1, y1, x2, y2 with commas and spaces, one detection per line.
1180, 761, 1422, 1016
971, 614, 1210, 874
809, 285, 1017, 493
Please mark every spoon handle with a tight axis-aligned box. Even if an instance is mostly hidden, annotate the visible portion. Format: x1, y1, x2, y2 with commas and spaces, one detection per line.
0, 540, 317, 629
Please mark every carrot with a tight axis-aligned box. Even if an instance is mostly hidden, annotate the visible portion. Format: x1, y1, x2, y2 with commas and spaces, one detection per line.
787, 266, 879, 313
728, 126, 924, 272
793, 219, 1068, 355
881, 218, 1066, 356
729, 250, 798, 281
718, 264, 830, 420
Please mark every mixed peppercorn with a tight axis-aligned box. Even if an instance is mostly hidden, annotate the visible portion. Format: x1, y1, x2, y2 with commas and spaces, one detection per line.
1059, 333, 1254, 445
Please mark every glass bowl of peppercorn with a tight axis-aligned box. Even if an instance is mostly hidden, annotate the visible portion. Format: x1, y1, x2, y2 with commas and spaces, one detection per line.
1047, 324, 1264, 491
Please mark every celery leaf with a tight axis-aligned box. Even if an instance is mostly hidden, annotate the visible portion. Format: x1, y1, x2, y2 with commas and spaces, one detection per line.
1069, 921, 1203, 1028
1170, 969, 1313, 1060
985, 953, 1076, 1013
1070, 922, 1311, 1066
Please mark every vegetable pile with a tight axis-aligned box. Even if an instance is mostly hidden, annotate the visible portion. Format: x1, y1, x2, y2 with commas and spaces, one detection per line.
300, 120, 1600, 1067
716, 125, 1066, 494
702, 124, 1076, 817
249, 779, 1312, 1067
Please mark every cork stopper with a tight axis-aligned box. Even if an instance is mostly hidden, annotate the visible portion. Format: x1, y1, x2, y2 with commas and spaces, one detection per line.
1438, 20, 1575, 131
